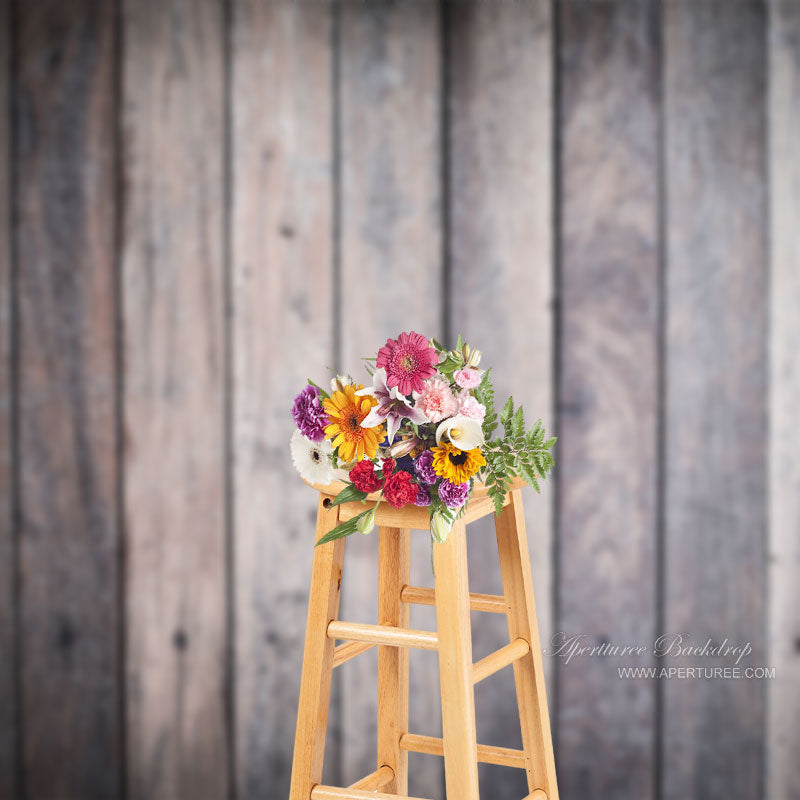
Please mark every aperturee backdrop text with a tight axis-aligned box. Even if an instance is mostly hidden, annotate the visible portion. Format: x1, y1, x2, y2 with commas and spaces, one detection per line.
290, 332, 556, 545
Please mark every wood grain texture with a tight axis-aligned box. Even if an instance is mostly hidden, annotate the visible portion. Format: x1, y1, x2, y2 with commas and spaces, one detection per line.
229, 2, 335, 797
432, 519, 480, 799
377, 527, 411, 794
448, 5, 553, 794
121, 0, 227, 797
768, 2, 800, 799
0, 0, 14, 795
400, 733, 526, 770
288, 500, 346, 800
557, 2, 660, 797
338, 1, 443, 793
13, 0, 120, 797
663, 2, 768, 798
496, 491, 558, 799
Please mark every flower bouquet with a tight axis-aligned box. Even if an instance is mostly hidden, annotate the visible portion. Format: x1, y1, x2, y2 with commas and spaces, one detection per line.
290, 331, 556, 546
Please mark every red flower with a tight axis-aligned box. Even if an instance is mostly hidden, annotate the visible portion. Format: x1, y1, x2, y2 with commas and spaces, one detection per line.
383, 470, 418, 509
349, 459, 383, 493
380, 458, 396, 478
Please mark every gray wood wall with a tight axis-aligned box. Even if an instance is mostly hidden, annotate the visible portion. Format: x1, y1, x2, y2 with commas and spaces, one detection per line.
1, 1, 798, 799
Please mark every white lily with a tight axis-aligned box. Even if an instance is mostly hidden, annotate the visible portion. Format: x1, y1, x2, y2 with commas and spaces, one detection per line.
435, 415, 485, 451
355, 367, 427, 443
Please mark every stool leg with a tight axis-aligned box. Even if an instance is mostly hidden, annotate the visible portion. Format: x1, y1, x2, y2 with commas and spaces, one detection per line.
495, 489, 559, 800
377, 527, 411, 793
433, 519, 480, 800
289, 497, 346, 800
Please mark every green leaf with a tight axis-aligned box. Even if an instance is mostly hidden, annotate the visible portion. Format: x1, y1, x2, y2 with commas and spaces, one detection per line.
307, 378, 330, 399
330, 484, 369, 506
512, 405, 525, 438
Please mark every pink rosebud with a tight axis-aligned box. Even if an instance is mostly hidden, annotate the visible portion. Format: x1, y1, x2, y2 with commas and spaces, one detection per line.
454, 368, 482, 389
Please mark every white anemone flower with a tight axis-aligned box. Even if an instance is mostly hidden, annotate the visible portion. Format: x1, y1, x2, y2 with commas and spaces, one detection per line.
290, 429, 335, 484
435, 415, 485, 451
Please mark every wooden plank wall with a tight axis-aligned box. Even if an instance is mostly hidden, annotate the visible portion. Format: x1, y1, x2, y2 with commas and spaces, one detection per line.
768, 3, 800, 799
230, 2, 335, 797
0, 2, 797, 800
557, 2, 660, 798
122, 0, 229, 798
13, 3, 121, 800
0, 1, 14, 798
662, 4, 768, 798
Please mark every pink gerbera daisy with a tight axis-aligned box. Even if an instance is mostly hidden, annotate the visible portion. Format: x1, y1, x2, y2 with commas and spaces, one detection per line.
376, 331, 438, 395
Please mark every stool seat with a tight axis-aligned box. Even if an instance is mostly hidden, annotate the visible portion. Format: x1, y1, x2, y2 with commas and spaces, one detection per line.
302, 476, 527, 530
289, 482, 559, 800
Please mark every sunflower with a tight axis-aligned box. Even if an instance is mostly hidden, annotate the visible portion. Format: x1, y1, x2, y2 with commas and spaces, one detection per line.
323, 384, 384, 462
431, 442, 486, 484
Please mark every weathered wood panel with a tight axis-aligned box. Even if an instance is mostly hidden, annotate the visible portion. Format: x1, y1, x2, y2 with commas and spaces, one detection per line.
448, 3, 553, 797
0, 0, 15, 796
338, 2, 443, 794
121, 0, 228, 797
230, 2, 334, 798
663, 2, 768, 798
13, 1, 120, 797
557, 3, 660, 797
768, 2, 800, 798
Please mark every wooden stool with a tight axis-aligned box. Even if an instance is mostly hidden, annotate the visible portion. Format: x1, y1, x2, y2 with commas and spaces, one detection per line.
289, 477, 558, 800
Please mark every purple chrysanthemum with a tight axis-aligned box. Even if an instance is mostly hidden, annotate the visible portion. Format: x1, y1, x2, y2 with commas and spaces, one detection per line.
414, 450, 437, 485
438, 479, 470, 509
291, 384, 329, 442
413, 485, 432, 507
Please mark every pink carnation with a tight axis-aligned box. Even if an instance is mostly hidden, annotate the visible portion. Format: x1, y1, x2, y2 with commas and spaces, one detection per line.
416, 377, 458, 423
457, 393, 486, 423
454, 368, 482, 389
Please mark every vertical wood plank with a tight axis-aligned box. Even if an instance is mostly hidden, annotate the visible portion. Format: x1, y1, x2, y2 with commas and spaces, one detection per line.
288, 501, 346, 800
229, 2, 335, 797
663, 2, 768, 798
377, 527, 411, 795
557, 2, 660, 797
0, 0, 14, 794
339, 2, 443, 793
495, 491, 558, 798
448, 4, 553, 793
13, 0, 120, 797
432, 519, 480, 800
121, 0, 227, 797
769, 5, 800, 798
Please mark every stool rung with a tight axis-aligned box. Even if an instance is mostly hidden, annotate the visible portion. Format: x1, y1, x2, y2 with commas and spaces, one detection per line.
399, 733, 527, 769
332, 641, 376, 668
311, 786, 432, 800
524, 791, 548, 800
348, 765, 394, 790
400, 584, 507, 614
473, 637, 530, 684
327, 620, 438, 651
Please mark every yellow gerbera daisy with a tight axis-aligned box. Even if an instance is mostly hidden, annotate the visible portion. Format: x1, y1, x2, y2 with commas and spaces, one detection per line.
323, 384, 383, 462
431, 442, 486, 484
